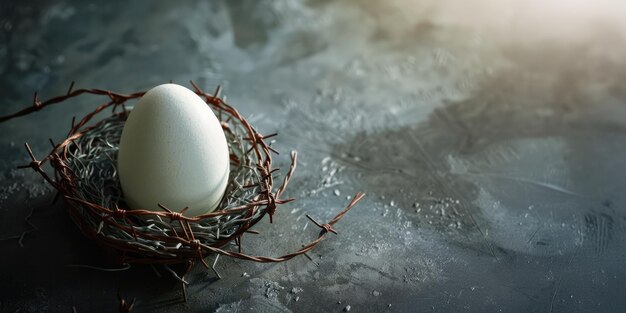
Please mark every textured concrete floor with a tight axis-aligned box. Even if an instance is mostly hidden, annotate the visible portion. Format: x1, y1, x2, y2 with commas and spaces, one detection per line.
2, 0, 626, 312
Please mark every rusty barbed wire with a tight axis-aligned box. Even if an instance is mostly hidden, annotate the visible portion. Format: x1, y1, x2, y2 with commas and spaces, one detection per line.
0, 81, 365, 279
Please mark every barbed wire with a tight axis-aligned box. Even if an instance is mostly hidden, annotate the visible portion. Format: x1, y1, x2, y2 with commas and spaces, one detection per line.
0, 81, 365, 293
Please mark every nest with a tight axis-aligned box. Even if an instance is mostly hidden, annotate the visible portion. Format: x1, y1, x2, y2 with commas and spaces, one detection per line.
2, 82, 364, 280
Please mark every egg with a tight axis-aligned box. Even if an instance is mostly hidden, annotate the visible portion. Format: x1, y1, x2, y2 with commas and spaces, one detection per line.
117, 84, 230, 217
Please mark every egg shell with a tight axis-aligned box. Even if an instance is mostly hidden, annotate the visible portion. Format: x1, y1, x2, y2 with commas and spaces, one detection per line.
117, 84, 230, 217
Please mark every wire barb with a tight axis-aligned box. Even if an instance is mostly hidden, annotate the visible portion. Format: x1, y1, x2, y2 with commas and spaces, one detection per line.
306, 214, 338, 235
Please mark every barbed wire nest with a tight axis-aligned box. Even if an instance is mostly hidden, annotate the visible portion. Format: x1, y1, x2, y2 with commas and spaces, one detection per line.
1, 81, 365, 274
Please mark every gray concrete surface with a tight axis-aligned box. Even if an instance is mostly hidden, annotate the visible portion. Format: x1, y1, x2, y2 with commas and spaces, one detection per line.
2, 0, 626, 312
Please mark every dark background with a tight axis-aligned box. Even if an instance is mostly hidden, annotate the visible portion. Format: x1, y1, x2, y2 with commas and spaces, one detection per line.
2, 0, 626, 312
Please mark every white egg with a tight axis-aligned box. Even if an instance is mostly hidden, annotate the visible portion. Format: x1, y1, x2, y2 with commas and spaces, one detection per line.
117, 84, 230, 217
